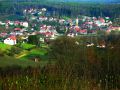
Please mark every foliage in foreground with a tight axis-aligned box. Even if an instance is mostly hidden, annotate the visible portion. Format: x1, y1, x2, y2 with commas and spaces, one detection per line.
0, 35, 120, 90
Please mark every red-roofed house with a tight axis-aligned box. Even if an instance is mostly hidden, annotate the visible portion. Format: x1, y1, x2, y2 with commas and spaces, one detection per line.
99, 18, 105, 23
74, 26, 81, 32
14, 28, 23, 35
14, 28, 21, 31
4, 36, 17, 45
44, 32, 54, 37
14, 21, 20, 25
6, 20, 10, 24
0, 33, 7, 37
80, 29, 87, 34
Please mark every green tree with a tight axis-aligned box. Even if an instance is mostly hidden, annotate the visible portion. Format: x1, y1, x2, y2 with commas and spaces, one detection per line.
28, 35, 40, 46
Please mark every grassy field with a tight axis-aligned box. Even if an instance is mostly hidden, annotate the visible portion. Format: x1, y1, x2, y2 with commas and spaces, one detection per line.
0, 55, 40, 68
0, 42, 12, 51
0, 42, 50, 68
20, 43, 36, 50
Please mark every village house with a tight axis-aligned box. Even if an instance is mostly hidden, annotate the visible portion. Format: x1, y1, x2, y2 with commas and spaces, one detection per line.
14, 21, 21, 26
106, 26, 120, 33
80, 29, 87, 34
86, 42, 94, 47
39, 16, 48, 21
0, 33, 7, 37
67, 33, 75, 37
0, 21, 5, 26
14, 28, 23, 35
20, 22, 29, 28
4, 36, 17, 45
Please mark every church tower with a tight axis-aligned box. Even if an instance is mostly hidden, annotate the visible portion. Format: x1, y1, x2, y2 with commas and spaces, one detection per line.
76, 17, 79, 26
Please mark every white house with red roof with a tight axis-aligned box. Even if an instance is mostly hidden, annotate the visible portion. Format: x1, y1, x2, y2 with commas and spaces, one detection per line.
14, 21, 20, 26
20, 22, 29, 28
14, 28, 23, 35
14, 28, 22, 31
4, 36, 17, 45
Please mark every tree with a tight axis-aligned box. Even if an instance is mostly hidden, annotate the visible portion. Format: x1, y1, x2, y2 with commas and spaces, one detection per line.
28, 35, 40, 46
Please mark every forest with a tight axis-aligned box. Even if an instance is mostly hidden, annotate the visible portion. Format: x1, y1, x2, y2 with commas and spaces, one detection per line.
0, 0, 120, 18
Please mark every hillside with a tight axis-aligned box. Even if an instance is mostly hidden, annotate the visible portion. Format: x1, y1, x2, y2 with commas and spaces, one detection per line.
1, 0, 120, 3
61, 0, 120, 3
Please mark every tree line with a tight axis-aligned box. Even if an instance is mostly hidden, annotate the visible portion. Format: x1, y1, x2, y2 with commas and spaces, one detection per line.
0, 1, 120, 19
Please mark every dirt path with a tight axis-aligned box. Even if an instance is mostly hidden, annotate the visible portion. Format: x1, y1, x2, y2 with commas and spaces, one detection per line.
16, 53, 27, 59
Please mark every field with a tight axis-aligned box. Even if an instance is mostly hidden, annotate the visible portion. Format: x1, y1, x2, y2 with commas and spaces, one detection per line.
0, 42, 50, 68
0, 56, 39, 68
0, 42, 11, 51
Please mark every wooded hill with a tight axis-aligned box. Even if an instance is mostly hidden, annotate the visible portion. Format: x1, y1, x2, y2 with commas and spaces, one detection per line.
0, 0, 120, 18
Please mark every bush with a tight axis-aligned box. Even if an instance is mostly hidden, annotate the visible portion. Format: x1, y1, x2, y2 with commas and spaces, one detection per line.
50, 36, 83, 63
8, 46, 22, 56
28, 35, 40, 46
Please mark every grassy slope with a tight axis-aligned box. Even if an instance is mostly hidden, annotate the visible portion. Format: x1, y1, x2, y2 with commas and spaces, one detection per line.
0, 42, 11, 51
0, 56, 41, 68
0, 43, 49, 68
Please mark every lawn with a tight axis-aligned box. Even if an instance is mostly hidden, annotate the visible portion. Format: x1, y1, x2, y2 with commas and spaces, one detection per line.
20, 43, 36, 50
30, 48, 48, 55
0, 42, 12, 51
19, 48, 48, 60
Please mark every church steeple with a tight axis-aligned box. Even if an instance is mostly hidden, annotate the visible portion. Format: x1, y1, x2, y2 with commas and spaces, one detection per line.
76, 17, 79, 26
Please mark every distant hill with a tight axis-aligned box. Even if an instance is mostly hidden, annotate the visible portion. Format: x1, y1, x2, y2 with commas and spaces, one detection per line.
1, 0, 120, 4
57, 0, 120, 3
43, 0, 120, 4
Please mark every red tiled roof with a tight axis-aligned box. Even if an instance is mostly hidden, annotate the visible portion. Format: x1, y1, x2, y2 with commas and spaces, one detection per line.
9, 36, 16, 40
14, 21, 20, 25
0, 33, 7, 37
14, 28, 21, 31
74, 26, 80, 32
80, 29, 87, 33
6, 20, 10, 24
99, 18, 105, 23
45, 32, 53, 35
